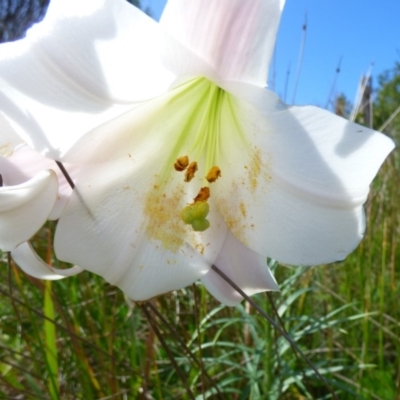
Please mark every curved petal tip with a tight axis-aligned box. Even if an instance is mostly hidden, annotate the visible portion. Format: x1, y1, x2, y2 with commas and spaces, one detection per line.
0, 169, 58, 251
11, 242, 83, 280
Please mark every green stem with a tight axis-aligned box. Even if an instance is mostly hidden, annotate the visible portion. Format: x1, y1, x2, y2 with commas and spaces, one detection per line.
44, 281, 59, 400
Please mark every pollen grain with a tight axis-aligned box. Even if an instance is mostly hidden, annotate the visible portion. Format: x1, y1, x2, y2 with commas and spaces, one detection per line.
248, 148, 262, 193
143, 180, 187, 252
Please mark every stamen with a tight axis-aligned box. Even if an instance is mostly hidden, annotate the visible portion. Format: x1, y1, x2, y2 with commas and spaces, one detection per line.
206, 166, 221, 183
174, 155, 189, 171
184, 162, 198, 182
55, 161, 75, 189
194, 187, 210, 202
55, 160, 95, 221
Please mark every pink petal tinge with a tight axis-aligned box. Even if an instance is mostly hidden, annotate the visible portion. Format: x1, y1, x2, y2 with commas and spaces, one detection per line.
160, 0, 284, 86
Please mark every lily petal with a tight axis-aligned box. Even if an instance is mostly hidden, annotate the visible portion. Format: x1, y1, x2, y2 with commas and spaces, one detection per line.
0, 114, 23, 155
160, 0, 284, 86
0, 0, 175, 158
54, 153, 228, 301
212, 83, 395, 265
0, 170, 58, 251
0, 144, 75, 220
0, 115, 74, 220
224, 82, 395, 199
201, 231, 279, 306
11, 242, 83, 280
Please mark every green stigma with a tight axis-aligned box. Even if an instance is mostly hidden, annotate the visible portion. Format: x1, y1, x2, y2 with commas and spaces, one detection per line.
181, 201, 210, 232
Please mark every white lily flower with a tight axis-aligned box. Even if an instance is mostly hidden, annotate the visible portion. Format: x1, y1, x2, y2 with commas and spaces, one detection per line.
0, 116, 82, 279
0, 0, 394, 305
0, 168, 57, 251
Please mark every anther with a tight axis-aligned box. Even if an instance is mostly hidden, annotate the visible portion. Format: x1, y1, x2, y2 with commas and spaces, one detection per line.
194, 187, 210, 202
174, 155, 189, 172
184, 162, 198, 182
206, 166, 221, 183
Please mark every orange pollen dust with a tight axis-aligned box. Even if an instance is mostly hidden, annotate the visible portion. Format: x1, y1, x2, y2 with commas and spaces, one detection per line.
206, 166, 222, 183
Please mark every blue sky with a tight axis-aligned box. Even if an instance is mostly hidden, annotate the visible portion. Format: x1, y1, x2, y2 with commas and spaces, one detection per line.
143, 0, 399, 110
